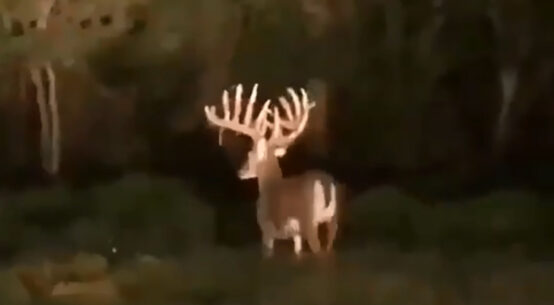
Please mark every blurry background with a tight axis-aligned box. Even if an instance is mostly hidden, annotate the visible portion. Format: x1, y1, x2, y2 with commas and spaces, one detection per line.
0, 1, 553, 303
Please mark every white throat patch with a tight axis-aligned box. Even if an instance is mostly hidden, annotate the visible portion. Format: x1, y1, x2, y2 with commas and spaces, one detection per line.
256, 139, 268, 161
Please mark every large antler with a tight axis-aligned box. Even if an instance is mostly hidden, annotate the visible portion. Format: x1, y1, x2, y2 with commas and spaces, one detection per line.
267, 87, 316, 148
204, 84, 272, 143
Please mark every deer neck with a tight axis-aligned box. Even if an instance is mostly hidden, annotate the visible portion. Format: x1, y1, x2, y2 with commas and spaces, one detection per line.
256, 154, 283, 195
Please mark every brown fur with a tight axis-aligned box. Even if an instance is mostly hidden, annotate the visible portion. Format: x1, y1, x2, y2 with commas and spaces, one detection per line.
261, 168, 339, 254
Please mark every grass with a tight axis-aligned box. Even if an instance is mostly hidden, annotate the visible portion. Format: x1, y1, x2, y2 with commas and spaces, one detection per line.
1, 246, 554, 305
0, 174, 553, 304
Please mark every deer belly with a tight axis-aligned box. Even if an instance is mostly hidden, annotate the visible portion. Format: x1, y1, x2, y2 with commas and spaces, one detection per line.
260, 217, 300, 240
257, 197, 300, 239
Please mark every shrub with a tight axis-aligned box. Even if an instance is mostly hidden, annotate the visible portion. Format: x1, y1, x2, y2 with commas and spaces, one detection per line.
346, 185, 429, 247
85, 174, 216, 256
0, 174, 216, 260
346, 186, 553, 255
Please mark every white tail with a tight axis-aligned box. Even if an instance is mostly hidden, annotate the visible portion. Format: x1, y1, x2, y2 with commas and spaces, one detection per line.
313, 179, 337, 224
204, 84, 340, 257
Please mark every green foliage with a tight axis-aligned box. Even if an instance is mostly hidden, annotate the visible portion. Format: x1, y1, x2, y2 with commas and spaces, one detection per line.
87, 174, 215, 253
0, 174, 216, 258
0, 186, 83, 255
0, 270, 30, 305
0, 179, 553, 304
0, 35, 30, 64
348, 186, 554, 255
1, 180, 552, 260
347, 186, 426, 247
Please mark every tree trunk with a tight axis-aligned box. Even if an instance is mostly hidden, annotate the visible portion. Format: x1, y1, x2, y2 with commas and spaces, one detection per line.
29, 66, 52, 172
46, 62, 61, 174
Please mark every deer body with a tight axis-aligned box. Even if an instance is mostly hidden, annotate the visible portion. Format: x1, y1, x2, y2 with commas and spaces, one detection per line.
205, 84, 340, 257
256, 170, 338, 255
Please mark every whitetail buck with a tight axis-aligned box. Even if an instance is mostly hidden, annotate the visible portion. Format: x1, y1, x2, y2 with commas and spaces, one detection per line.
204, 83, 339, 257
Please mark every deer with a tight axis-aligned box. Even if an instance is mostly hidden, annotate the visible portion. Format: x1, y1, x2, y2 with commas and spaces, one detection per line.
204, 83, 339, 257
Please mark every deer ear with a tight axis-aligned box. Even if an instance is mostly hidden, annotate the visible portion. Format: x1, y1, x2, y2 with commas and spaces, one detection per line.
274, 147, 287, 157
256, 139, 268, 161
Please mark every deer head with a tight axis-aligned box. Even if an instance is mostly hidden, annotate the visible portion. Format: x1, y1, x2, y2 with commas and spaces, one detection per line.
204, 84, 315, 184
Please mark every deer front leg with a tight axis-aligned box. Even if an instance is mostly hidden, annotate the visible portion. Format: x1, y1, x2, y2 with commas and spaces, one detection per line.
261, 233, 274, 258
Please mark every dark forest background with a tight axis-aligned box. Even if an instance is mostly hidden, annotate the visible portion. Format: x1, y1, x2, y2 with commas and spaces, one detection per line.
0, 0, 552, 188
0, 1, 553, 303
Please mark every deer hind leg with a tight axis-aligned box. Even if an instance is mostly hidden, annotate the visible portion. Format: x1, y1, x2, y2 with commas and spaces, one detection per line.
325, 218, 338, 251
305, 225, 321, 254
293, 234, 303, 256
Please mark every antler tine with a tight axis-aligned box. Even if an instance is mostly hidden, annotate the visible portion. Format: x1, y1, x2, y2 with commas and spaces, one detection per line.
270, 87, 315, 130
217, 88, 232, 145
232, 84, 243, 122
278, 96, 294, 121
300, 88, 316, 110
244, 83, 258, 126
223, 89, 231, 120
266, 87, 315, 147
270, 106, 283, 140
254, 99, 271, 133
204, 83, 264, 140
287, 87, 302, 118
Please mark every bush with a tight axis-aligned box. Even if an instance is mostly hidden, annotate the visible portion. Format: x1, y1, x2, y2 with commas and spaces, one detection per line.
346, 186, 554, 255
436, 190, 554, 255
0, 174, 216, 260
346, 185, 429, 247
86, 173, 215, 256
0, 269, 31, 305
0, 186, 83, 259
